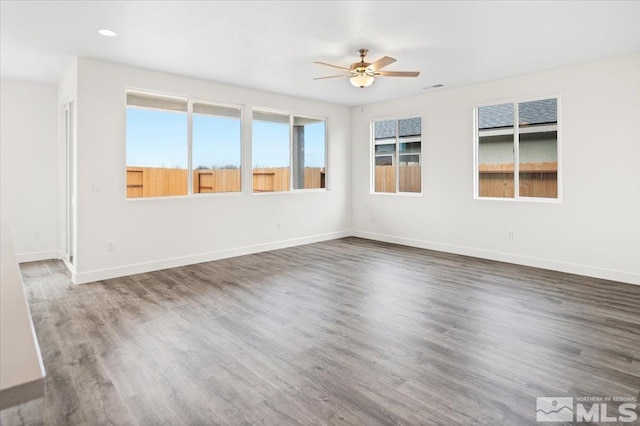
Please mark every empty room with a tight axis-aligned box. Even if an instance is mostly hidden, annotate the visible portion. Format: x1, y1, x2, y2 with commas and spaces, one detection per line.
1, 1, 639, 424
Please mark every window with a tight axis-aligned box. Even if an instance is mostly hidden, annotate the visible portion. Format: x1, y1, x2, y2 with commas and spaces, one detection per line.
126, 93, 188, 198
126, 92, 243, 198
192, 103, 242, 193
125, 93, 328, 198
252, 110, 327, 193
293, 116, 326, 190
373, 117, 422, 193
476, 97, 559, 200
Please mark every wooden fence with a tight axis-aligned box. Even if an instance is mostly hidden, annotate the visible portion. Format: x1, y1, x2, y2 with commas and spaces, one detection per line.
126, 167, 325, 198
126, 167, 187, 198
375, 166, 422, 193
303, 167, 324, 189
193, 169, 241, 193
126, 163, 554, 198
479, 161, 557, 198
252, 168, 290, 192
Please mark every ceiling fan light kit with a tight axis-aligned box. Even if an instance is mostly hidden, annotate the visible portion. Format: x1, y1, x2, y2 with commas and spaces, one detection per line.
315, 48, 420, 89
350, 73, 375, 88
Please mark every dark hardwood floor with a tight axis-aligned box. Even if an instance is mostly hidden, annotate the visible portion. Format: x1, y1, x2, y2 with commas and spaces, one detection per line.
2, 237, 639, 425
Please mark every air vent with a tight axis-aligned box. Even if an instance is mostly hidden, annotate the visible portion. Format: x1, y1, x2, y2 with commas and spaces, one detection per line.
423, 84, 444, 90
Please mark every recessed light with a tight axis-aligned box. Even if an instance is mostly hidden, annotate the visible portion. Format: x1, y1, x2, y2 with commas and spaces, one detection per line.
98, 29, 119, 37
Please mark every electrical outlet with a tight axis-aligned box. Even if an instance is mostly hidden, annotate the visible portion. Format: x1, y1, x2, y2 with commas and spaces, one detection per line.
34, 230, 40, 239
507, 230, 514, 240
107, 242, 115, 252
276, 222, 282, 231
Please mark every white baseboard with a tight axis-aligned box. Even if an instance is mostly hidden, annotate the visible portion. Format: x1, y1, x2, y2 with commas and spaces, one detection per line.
352, 230, 640, 286
16, 250, 59, 264
56, 229, 640, 286
72, 231, 351, 284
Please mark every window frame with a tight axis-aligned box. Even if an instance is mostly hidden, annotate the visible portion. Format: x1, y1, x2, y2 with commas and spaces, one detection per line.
370, 114, 423, 196
473, 95, 562, 203
125, 89, 246, 200
125, 89, 190, 200
189, 97, 245, 197
251, 107, 329, 194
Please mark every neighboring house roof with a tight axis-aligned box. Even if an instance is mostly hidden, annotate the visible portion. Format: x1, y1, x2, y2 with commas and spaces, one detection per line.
375, 117, 421, 139
478, 98, 557, 129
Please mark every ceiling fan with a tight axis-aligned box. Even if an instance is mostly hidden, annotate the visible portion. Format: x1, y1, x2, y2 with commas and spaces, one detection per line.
314, 48, 420, 88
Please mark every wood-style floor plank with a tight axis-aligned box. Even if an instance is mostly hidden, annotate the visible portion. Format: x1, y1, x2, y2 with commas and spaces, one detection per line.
2, 237, 639, 425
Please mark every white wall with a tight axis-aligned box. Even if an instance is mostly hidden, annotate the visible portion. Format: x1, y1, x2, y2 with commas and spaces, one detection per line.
72, 58, 351, 283
351, 54, 640, 285
0, 79, 58, 261
5, 55, 637, 285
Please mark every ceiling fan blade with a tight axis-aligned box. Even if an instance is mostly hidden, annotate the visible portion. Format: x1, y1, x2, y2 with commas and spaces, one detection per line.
369, 56, 396, 71
313, 74, 348, 80
314, 61, 350, 71
375, 71, 420, 77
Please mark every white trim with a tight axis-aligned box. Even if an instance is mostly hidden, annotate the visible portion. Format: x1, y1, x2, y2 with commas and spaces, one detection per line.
370, 192, 422, 198
251, 108, 328, 193
252, 188, 329, 196
395, 119, 399, 193
351, 230, 640, 286
556, 95, 564, 202
514, 101, 520, 198
71, 230, 640, 286
474, 196, 561, 204
61, 256, 76, 275
370, 115, 423, 195
473, 106, 479, 198
124, 87, 188, 102
477, 125, 557, 137
374, 137, 397, 145
518, 124, 558, 134
58, 90, 76, 267
190, 100, 244, 192
124, 90, 190, 200
16, 250, 59, 264
369, 120, 375, 193
190, 97, 244, 114
398, 136, 421, 143
324, 117, 330, 191
62, 99, 77, 268
477, 128, 514, 137
289, 113, 294, 190
474, 95, 561, 202
242, 104, 251, 195
187, 99, 193, 195
71, 231, 351, 285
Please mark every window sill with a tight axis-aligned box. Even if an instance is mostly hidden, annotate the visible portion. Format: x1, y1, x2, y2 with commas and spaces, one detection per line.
370, 192, 423, 197
125, 189, 330, 201
474, 196, 562, 204
125, 192, 244, 201
252, 188, 329, 196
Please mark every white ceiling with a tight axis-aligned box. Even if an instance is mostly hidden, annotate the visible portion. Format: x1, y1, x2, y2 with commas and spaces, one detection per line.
2, 1, 639, 107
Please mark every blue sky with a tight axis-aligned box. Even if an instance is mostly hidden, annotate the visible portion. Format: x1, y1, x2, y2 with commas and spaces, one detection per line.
126, 108, 325, 169
194, 113, 241, 168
